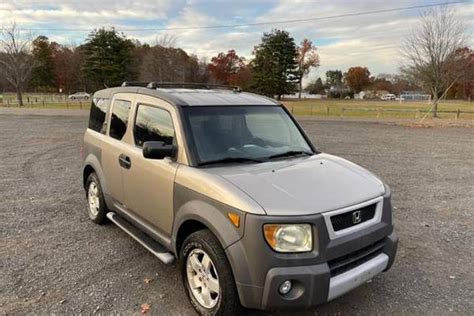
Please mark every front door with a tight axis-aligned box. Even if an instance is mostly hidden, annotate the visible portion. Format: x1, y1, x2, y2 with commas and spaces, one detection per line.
121, 100, 179, 235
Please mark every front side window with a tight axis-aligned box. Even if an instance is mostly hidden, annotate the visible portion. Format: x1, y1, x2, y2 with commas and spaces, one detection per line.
134, 105, 174, 147
109, 99, 131, 140
183, 106, 313, 165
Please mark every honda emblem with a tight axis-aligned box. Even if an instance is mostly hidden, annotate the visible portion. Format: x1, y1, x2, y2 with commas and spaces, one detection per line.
352, 210, 362, 224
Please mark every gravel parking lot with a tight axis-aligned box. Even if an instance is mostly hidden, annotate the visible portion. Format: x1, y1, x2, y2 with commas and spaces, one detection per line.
1, 112, 473, 315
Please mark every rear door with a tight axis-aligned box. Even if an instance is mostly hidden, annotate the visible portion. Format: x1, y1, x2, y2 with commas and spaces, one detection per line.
121, 95, 184, 235
101, 94, 135, 205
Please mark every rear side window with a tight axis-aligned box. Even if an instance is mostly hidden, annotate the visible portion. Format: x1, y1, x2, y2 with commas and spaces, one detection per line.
109, 100, 131, 140
134, 105, 174, 147
88, 98, 110, 133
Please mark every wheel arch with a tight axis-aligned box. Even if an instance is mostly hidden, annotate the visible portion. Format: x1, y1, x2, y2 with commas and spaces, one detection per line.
172, 200, 244, 257
83, 165, 95, 188
83, 154, 109, 197
175, 219, 208, 256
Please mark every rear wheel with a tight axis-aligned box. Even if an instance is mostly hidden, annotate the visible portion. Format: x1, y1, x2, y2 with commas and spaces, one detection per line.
180, 230, 241, 315
86, 172, 108, 224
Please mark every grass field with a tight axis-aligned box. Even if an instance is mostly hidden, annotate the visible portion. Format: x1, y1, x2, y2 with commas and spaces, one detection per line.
283, 99, 474, 120
0, 102, 91, 110
0, 92, 90, 109
1, 94, 473, 120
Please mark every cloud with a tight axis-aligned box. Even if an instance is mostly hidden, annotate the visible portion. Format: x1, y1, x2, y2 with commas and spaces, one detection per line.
248, 0, 472, 81
0, 1, 178, 29
2, 0, 473, 81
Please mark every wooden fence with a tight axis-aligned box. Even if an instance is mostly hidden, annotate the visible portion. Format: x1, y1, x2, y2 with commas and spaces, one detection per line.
0, 98, 88, 109
289, 105, 474, 120
1, 98, 473, 119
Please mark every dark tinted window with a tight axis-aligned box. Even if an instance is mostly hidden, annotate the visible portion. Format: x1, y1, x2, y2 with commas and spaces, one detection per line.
88, 98, 110, 133
134, 105, 174, 147
109, 100, 131, 140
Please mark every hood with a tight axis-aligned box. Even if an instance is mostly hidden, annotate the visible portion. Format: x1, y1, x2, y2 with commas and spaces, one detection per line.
207, 153, 385, 216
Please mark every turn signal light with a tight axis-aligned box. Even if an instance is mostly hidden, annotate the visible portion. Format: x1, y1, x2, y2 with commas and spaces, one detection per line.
227, 212, 240, 228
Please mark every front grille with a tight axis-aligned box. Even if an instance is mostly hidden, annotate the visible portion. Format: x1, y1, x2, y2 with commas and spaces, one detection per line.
330, 203, 376, 231
328, 239, 385, 277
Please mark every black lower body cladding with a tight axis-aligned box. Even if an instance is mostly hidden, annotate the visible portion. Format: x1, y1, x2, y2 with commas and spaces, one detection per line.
224, 194, 398, 310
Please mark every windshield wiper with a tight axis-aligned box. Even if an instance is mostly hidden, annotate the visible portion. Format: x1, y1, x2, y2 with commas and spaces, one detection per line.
267, 150, 313, 160
199, 156, 265, 166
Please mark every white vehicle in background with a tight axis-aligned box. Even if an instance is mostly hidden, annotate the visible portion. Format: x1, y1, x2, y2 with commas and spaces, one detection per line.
69, 92, 91, 100
380, 94, 396, 101
395, 96, 405, 101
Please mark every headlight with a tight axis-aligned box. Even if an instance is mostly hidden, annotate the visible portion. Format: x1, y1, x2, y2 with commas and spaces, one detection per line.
263, 224, 313, 253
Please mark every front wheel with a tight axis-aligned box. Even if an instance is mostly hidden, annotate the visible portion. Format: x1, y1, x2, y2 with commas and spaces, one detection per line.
180, 230, 241, 315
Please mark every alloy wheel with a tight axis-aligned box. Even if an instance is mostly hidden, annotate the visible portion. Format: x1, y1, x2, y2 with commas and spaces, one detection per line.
186, 248, 220, 309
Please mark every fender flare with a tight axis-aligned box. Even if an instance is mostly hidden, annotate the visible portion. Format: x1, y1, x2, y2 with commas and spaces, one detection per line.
172, 199, 244, 254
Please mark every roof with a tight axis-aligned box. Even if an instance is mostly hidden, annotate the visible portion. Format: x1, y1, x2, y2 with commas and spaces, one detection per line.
93, 86, 279, 107
156, 88, 278, 106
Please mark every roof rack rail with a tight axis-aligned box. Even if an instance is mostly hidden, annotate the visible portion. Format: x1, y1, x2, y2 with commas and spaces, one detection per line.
146, 82, 242, 92
121, 81, 149, 87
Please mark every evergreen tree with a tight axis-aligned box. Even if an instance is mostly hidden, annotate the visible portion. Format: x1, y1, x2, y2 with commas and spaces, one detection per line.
306, 77, 326, 94
250, 29, 299, 99
81, 28, 135, 91
31, 36, 55, 91
325, 70, 343, 88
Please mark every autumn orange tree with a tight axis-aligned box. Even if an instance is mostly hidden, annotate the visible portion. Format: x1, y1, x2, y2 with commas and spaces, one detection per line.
297, 39, 319, 98
448, 47, 473, 101
370, 75, 394, 93
53, 45, 85, 93
208, 49, 250, 87
344, 67, 371, 93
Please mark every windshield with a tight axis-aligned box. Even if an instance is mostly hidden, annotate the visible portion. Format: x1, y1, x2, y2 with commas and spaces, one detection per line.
183, 106, 314, 166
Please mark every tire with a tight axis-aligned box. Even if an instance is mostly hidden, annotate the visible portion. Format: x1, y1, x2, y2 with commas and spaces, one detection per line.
180, 229, 242, 316
85, 172, 108, 224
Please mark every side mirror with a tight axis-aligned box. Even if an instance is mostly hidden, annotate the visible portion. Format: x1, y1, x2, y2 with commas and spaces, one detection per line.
143, 141, 176, 160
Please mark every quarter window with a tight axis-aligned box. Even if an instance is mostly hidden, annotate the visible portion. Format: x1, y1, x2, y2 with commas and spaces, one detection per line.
109, 100, 131, 140
134, 105, 175, 147
88, 98, 110, 133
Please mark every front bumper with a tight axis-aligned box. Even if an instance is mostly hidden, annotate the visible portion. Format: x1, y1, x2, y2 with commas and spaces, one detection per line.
328, 252, 388, 301
225, 194, 398, 310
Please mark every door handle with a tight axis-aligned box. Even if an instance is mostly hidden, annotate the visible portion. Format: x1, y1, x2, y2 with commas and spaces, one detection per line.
118, 154, 132, 169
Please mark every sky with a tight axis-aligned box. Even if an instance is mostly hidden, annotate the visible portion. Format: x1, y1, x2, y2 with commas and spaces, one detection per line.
1, 0, 473, 82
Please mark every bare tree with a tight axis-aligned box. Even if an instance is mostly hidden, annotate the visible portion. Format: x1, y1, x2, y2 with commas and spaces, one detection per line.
297, 39, 319, 99
155, 34, 177, 48
139, 45, 196, 83
0, 23, 34, 106
402, 6, 466, 117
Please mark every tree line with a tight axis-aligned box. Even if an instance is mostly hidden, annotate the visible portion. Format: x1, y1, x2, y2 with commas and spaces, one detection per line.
0, 26, 319, 105
305, 69, 422, 98
1, 6, 472, 114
